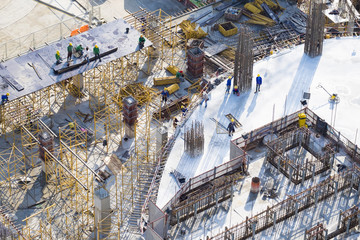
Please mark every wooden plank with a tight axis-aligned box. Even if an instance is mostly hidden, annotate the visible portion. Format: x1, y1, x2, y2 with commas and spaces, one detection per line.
225, 113, 242, 128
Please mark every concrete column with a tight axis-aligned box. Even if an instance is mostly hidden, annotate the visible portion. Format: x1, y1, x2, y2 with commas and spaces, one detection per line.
277, 158, 281, 173
72, 74, 84, 91
156, 126, 168, 154
301, 168, 306, 185
350, 176, 354, 192
176, 211, 180, 225
330, 155, 335, 167
334, 181, 339, 196
337, 210, 342, 229
346, 218, 351, 234
289, 166, 294, 182
325, 229, 328, 240
230, 184, 234, 202
252, 221, 257, 239
194, 202, 198, 218
311, 164, 315, 181
94, 188, 111, 239
315, 189, 319, 206
273, 212, 277, 228
125, 123, 135, 138
215, 191, 219, 208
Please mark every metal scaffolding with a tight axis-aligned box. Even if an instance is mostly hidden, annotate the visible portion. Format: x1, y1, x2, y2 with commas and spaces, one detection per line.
0, 8, 185, 239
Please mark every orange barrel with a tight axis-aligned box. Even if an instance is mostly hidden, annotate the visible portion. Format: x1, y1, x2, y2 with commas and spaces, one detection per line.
251, 177, 260, 193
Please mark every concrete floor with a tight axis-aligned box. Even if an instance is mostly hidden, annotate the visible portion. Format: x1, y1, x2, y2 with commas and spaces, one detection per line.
0, 0, 186, 46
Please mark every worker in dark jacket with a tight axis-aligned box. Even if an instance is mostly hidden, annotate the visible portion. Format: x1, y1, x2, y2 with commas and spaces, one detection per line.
93, 44, 101, 62
227, 119, 236, 136
139, 35, 146, 49
255, 74, 262, 93
161, 88, 169, 104
67, 43, 73, 61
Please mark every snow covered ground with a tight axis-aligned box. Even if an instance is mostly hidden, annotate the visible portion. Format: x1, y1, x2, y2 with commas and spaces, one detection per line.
156, 37, 360, 238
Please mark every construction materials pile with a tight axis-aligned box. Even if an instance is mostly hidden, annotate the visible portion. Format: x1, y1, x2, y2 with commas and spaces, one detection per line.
179, 20, 207, 39
244, 0, 285, 26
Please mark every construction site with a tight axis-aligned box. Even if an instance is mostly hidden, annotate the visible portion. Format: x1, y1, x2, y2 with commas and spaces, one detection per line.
0, 0, 360, 239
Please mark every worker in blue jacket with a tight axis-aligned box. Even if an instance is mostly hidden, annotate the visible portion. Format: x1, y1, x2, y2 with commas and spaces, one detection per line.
1, 93, 9, 105
255, 74, 262, 93
161, 88, 169, 104
226, 76, 232, 94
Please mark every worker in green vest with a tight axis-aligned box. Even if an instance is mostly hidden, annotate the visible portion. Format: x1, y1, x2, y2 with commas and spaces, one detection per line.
93, 44, 101, 62
75, 44, 84, 56
139, 35, 145, 49
55, 50, 62, 64
67, 43, 73, 61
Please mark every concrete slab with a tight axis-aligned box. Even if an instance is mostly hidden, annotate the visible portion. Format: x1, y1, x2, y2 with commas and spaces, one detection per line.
0, 18, 152, 101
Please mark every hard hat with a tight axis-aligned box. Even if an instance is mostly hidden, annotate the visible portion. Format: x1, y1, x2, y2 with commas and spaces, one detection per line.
234, 85, 238, 89
257, 74, 260, 77
181, 105, 184, 109
140, 35, 143, 37
56, 50, 60, 54
228, 76, 232, 79
6, 93, 9, 96
69, 43, 72, 46
95, 44, 98, 48
231, 119, 234, 122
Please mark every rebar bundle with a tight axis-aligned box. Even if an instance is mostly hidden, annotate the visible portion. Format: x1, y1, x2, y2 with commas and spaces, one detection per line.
234, 26, 254, 92
184, 121, 204, 157
304, 0, 325, 57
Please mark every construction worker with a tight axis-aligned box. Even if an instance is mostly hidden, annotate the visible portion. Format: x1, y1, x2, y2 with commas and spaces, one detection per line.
141, 23, 146, 35
1, 93, 9, 105
68, 122, 75, 129
55, 50, 62, 64
233, 85, 239, 95
226, 76, 232, 94
67, 43, 73, 61
181, 105, 188, 116
93, 44, 101, 62
227, 119, 236, 137
200, 91, 209, 108
83, 47, 90, 64
139, 35, 146, 49
75, 44, 84, 57
161, 88, 169, 104
173, 117, 179, 128
176, 70, 184, 82
255, 74, 262, 93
